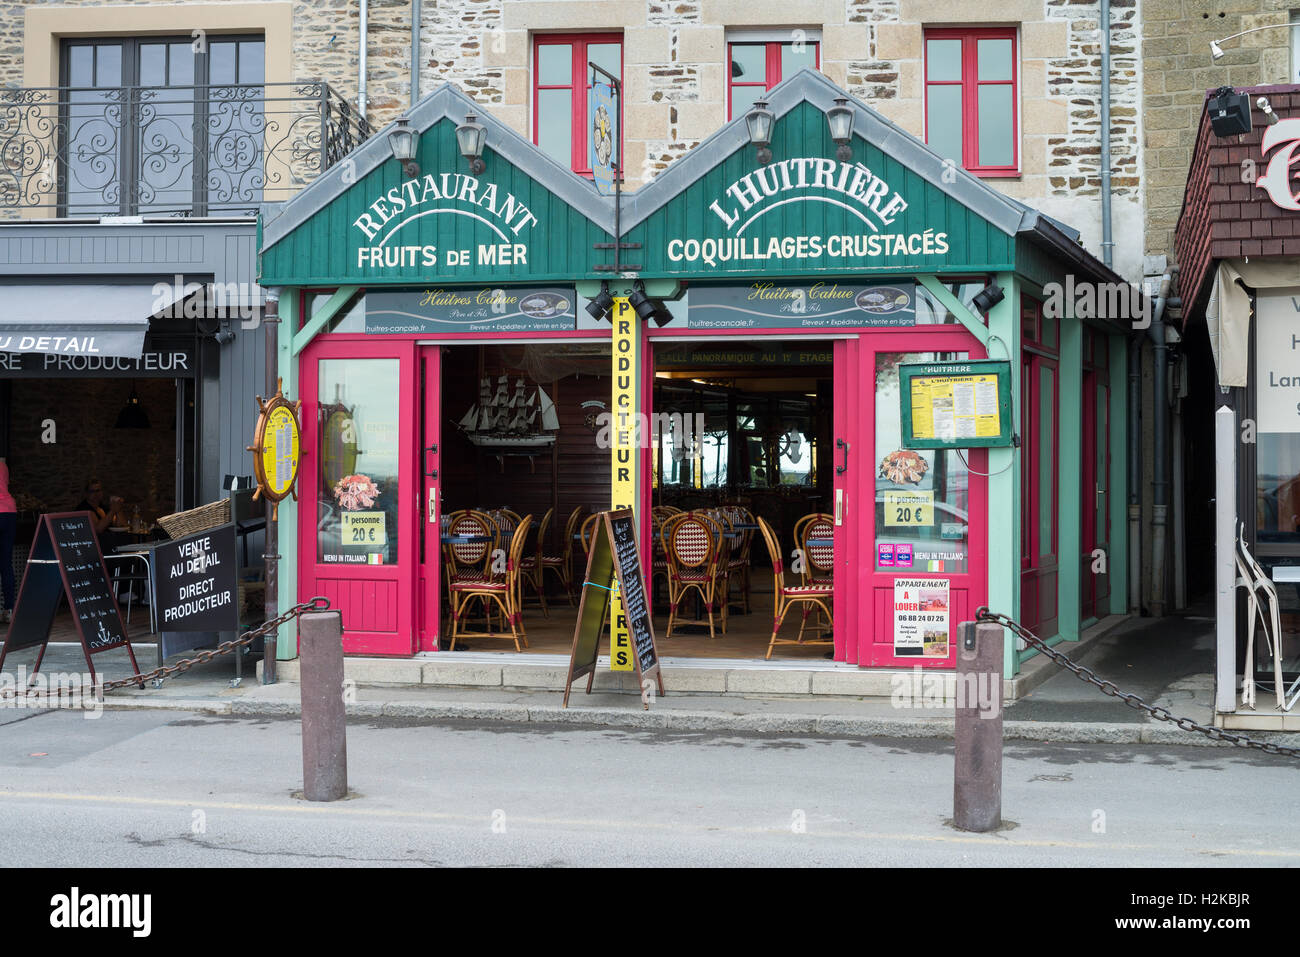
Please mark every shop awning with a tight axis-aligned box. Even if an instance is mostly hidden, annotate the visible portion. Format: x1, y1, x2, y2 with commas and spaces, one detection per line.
0, 284, 172, 359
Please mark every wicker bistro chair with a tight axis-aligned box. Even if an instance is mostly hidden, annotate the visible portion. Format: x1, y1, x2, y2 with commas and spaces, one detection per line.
692, 510, 732, 633
662, 513, 725, 639
579, 512, 603, 558
756, 516, 834, 659
722, 505, 756, 613
796, 512, 836, 637
519, 507, 552, 618
448, 515, 533, 652
548, 505, 586, 604
442, 510, 502, 632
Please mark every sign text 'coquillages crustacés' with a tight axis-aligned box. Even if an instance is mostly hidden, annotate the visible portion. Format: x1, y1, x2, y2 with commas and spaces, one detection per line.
667, 157, 949, 268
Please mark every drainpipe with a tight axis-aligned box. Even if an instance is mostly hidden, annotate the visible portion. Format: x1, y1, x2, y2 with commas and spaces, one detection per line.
1148, 273, 1173, 617
1128, 331, 1142, 612
1100, 0, 1113, 270
359, 0, 369, 121
410, 0, 422, 107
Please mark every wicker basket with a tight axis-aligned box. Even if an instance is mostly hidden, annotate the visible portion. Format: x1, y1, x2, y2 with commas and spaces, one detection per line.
157, 499, 230, 539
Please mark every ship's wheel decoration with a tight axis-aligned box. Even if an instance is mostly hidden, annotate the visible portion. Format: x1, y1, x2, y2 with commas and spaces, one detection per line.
592, 104, 613, 169
247, 377, 303, 520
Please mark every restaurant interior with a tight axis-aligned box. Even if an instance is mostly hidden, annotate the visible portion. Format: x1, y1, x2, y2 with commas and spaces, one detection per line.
436, 340, 836, 660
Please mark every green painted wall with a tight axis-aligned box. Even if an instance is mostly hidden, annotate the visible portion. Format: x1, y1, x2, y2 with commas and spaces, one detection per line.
1056, 314, 1083, 643
260, 119, 613, 287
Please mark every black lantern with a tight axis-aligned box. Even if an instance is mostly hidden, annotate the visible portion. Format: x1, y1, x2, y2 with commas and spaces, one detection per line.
113, 382, 151, 430
1208, 85, 1252, 138
827, 96, 854, 163
387, 115, 420, 178
746, 98, 774, 165
456, 113, 487, 175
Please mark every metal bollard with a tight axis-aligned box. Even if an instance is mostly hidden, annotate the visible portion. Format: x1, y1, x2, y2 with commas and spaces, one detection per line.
299, 610, 347, 801
953, 620, 1004, 832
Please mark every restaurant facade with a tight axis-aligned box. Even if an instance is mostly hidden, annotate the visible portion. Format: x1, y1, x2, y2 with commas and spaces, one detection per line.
258, 70, 1131, 677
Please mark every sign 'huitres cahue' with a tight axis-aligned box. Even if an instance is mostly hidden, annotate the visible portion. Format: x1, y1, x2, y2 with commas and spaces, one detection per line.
688, 281, 916, 329
366, 287, 576, 333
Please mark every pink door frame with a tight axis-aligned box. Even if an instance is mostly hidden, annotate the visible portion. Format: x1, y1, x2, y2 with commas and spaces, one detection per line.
418, 345, 442, 652
849, 329, 990, 669
299, 335, 419, 656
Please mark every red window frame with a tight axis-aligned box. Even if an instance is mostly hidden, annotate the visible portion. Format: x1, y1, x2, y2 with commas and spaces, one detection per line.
923, 27, 1018, 177
533, 33, 622, 177
726, 40, 821, 120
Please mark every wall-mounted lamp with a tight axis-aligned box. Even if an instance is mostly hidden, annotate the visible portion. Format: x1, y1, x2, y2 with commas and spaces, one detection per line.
1211, 23, 1291, 62
456, 113, 486, 176
827, 96, 854, 163
586, 281, 614, 323
971, 281, 1005, 314
387, 115, 420, 178
1258, 95, 1280, 126
745, 98, 774, 166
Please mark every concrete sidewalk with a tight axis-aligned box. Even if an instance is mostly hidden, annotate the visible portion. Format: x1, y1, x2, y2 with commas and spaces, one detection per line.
5, 613, 1298, 750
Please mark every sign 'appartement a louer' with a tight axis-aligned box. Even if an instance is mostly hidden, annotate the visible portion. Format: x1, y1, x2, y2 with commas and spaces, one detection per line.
350, 172, 539, 271
666, 158, 948, 269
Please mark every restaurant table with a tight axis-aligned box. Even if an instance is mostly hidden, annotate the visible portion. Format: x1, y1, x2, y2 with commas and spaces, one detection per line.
442, 534, 494, 544
806, 537, 834, 547
1272, 566, 1300, 583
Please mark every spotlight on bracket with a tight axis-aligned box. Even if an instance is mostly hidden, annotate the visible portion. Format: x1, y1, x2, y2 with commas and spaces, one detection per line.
628, 281, 674, 327
971, 281, 1005, 315
586, 280, 614, 323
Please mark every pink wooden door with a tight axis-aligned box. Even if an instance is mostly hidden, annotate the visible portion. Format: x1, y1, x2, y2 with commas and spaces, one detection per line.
857, 331, 989, 668
418, 346, 442, 652
300, 337, 417, 656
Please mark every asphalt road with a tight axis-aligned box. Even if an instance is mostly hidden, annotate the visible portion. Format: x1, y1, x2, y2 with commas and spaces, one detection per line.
0, 707, 1295, 867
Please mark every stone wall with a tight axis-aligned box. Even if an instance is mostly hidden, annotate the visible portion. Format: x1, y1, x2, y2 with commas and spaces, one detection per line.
1141, 0, 1292, 261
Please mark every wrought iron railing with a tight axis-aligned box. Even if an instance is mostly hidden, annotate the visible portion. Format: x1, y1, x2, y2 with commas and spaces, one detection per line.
0, 81, 369, 218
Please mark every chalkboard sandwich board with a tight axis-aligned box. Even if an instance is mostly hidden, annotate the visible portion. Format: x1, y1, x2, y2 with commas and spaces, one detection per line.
0, 512, 142, 687
563, 509, 664, 709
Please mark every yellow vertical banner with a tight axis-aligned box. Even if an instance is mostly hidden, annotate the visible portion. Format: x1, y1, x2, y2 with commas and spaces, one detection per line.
609, 297, 638, 671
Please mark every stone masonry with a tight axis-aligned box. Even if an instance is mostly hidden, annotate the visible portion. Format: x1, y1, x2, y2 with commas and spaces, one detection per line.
1141, 0, 1292, 262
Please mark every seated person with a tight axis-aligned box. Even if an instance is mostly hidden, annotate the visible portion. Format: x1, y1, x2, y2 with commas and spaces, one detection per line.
76, 479, 124, 538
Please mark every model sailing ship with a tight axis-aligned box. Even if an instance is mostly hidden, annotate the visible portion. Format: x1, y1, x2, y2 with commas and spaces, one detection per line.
458, 374, 560, 449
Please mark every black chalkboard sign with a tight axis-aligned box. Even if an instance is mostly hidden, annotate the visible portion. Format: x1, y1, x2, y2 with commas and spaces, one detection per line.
0, 512, 142, 686
152, 523, 238, 633
563, 509, 663, 708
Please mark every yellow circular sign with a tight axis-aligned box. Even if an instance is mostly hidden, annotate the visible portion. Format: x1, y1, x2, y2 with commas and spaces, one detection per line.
261, 404, 301, 498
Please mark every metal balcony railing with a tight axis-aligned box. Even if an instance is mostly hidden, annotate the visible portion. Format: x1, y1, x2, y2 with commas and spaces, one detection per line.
0, 81, 369, 218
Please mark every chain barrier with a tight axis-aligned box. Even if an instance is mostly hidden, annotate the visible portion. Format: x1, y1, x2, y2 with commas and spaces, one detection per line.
976, 607, 1300, 759
0, 597, 330, 704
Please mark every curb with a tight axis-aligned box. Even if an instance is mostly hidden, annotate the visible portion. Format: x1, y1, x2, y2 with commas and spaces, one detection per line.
87, 694, 1300, 749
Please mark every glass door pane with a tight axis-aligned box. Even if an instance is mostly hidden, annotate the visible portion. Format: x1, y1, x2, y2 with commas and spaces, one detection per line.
317, 358, 401, 566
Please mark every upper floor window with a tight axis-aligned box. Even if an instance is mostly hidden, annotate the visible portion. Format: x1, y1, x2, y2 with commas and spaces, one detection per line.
728, 36, 820, 120
61, 35, 266, 215
924, 28, 1017, 176
533, 33, 621, 176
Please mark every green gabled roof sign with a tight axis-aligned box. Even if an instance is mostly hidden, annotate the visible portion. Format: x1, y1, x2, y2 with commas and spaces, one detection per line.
259, 71, 1110, 289
258, 84, 615, 287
